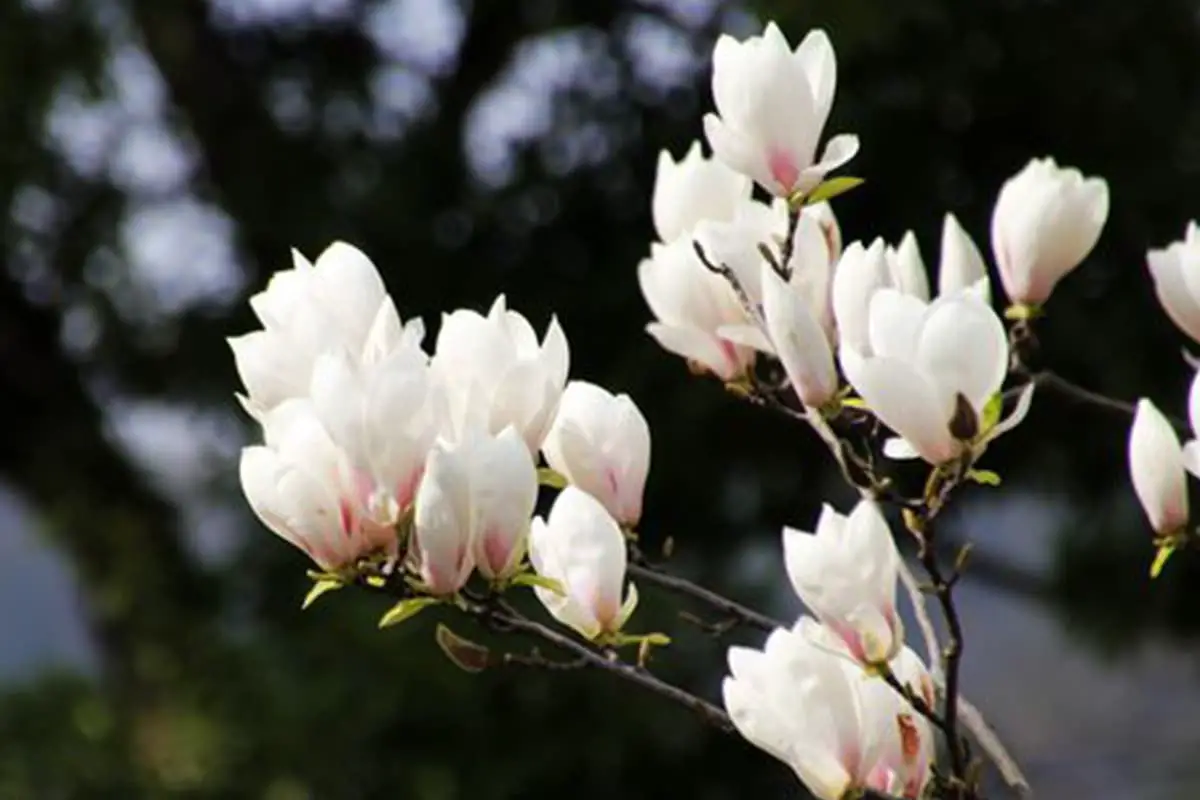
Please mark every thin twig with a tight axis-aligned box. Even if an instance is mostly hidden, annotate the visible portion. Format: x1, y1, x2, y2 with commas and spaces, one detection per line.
899, 559, 944, 686
1027, 370, 1187, 430
958, 696, 1032, 797
479, 596, 735, 733
777, 207, 801, 280
628, 561, 782, 634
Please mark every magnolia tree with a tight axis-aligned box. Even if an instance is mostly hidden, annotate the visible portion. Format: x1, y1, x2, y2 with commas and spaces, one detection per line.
227, 22, 1195, 800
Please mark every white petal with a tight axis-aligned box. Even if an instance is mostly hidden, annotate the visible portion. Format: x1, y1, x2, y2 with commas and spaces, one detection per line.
938, 213, 989, 301
761, 263, 838, 408
915, 296, 1008, 414
867, 288, 927, 363
1128, 399, 1188, 534
470, 427, 537, 579
851, 356, 959, 464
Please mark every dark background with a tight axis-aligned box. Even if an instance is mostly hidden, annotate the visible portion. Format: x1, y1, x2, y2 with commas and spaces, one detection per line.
3, 0, 1200, 797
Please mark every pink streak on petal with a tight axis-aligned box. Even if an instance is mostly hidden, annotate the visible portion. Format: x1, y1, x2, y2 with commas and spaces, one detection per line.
768, 147, 800, 195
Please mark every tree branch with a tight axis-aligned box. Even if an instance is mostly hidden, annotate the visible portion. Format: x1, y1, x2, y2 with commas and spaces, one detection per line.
628, 560, 783, 634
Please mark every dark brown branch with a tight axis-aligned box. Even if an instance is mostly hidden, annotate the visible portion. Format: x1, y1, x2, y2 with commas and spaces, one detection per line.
777, 207, 801, 280
1022, 370, 1188, 431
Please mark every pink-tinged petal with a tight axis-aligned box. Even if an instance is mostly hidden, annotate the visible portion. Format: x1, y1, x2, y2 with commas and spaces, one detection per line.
796, 134, 860, 194
646, 322, 749, 381
1129, 399, 1188, 535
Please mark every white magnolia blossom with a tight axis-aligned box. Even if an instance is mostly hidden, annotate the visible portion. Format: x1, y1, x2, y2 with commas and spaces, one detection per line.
652, 140, 751, 243
529, 487, 638, 640
1147, 222, 1200, 344
240, 399, 400, 572
703, 24, 859, 198
228, 241, 424, 416
723, 624, 891, 800
783, 500, 903, 665
841, 289, 1031, 464
1129, 398, 1189, 538
411, 427, 538, 592
542, 381, 651, 526
990, 157, 1110, 308
639, 235, 757, 380
431, 295, 569, 453
938, 213, 991, 302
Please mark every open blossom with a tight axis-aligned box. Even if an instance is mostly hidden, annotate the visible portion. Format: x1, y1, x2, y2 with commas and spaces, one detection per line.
1129, 398, 1189, 538
703, 24, 858, 198
723, 624, 888, 800
240, 399, 400, 572
1147, 222, 1200, 344
639, 235, 756, 380
841, 289, 1030, 464
228, 241, 424, 416
990, 157, 1109, 308
542, 381, 651, 526
782, 500, 903, 665
411, 427, 538, 592
652, 141, 751, 243
431, 295, 569, 453
528, 487, 638, 640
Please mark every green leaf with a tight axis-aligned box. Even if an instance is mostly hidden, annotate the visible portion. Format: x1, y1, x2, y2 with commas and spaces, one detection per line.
378, 596, 441, 628
301, 578, 344, 610
509, 572, 565, 596
1150, 542, 1176, 579
980, 392, 1004, 434
435, 624, 490, 673
966, 469, 1002, 487
1003, 303, 1042, 321
796, 176, 865, 207
537, 467, 568, 489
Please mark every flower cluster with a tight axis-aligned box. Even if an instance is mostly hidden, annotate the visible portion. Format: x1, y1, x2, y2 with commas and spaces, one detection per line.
635, 21, 1114, 800
231, 243, 651, 640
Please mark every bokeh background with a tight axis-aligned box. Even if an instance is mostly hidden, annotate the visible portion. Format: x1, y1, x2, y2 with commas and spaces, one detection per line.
4, 0, 1200, 797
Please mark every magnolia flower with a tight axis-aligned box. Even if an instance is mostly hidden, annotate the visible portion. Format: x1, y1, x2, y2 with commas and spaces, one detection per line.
703, 24, 859, 198
529, 487, 638, 640
639, 235, 756, 380
862, 647, 937, 799
228, 241, 424, 416
783, 500, 903, 665
841, 289, 1030, 464
939, 213, 991, 302
990, 157, 1109, 308
1147, 222, 1200, 344
240, 399, 400, 572
1128, 398, 1188, 538
723, 624, 888, 800
411, 427, 538, 592
652, 140, 751, 243
431, 295, 569, 453
542, 381, 651, 526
